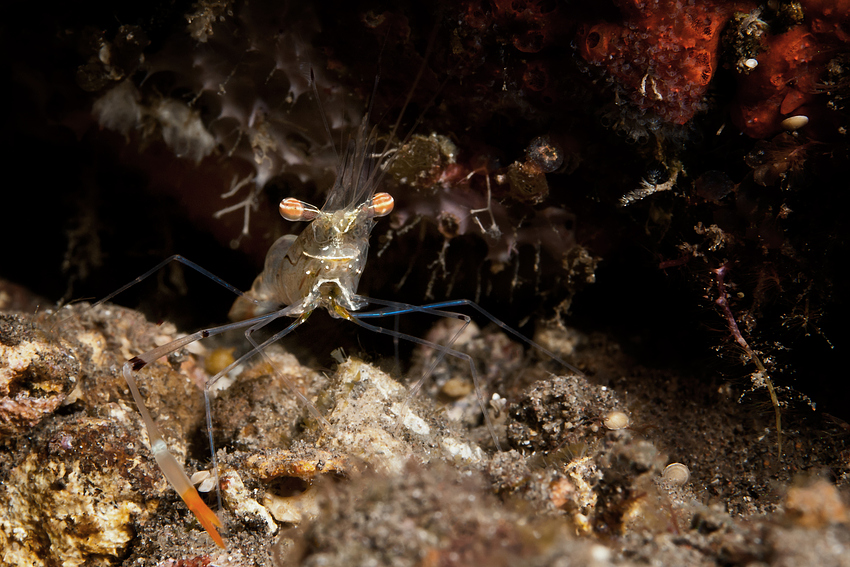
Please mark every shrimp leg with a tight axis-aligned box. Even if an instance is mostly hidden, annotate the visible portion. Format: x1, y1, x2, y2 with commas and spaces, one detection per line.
124, 313, 280, 548
349, 310, 502, 449
351, 297, 585, 450
102, 254, 278, 548
359, 298, 584, 377
126, 298, 325, 549
241, 316, 332, 430
93, 254, 255, 309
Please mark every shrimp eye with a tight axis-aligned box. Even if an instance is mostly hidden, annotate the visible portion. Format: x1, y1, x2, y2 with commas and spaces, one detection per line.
280, 198, 319, 221
369, 192, 394, 217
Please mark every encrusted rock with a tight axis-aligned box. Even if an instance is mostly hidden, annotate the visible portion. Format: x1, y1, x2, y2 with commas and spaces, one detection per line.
0, 314, 81, 439
0, 412, 161, 567
507, 374, 623, 452
320, 358, 486, 473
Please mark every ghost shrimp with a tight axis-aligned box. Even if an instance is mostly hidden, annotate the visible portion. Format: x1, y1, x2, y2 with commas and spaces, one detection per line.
104, 78, 583, 550
96, 105, 400, 547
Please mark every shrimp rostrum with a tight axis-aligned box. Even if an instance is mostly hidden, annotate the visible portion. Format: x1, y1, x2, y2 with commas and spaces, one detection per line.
106, 82, 582, 549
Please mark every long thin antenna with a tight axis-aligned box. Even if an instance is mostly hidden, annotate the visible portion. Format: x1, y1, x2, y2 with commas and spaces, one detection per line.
310, 67, 340, 164
356, 20, 443, 204
382, 21, 440, 158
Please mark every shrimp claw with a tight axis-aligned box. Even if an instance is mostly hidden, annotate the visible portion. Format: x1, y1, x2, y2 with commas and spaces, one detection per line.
123, 360, 227, 547
181, 487, 225, 548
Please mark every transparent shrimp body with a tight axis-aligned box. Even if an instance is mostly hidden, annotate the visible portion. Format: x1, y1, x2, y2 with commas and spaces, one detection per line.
229, 121, 394, 322
229, 198, 387, 320
277, 206, 373, 311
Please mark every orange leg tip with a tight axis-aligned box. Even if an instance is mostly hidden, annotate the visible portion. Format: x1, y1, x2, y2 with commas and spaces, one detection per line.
181, 487, 226, 548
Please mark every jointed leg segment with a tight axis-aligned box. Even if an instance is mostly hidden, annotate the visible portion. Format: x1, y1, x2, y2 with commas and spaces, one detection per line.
352, 296, 585, 451
123, 315, 277, 548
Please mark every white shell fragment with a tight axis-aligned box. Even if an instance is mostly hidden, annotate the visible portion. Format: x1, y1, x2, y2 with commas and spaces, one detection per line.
263, 487, 319, 525
662, 462, 691, 486
220, 470, 278, 535
744, 58, 759, 69
190, 470, 216, 493
781, 115, 809, 131
603, 411, 630, 430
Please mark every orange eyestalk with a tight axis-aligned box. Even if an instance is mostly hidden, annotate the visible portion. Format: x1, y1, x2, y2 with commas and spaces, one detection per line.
368, 192, 394, 217
280, 198, 320, 221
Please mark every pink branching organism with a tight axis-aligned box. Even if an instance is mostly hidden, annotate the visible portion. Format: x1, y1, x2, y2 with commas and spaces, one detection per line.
714, 263, 783, 457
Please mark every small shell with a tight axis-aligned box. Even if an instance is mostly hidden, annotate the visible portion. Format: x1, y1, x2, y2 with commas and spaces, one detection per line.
743, 58, 759, 70
191, 470, 216, 493
190, 470, 210, 484
603, 411, 630, 430
662, 463, 690, 486
205, 347, 236, 375
198, 477, 216, 493
781, 115, 809, 131
440, 377, 473, 398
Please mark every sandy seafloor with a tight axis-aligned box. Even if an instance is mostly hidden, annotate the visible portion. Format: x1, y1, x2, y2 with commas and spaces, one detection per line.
1, 281, 848, 566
